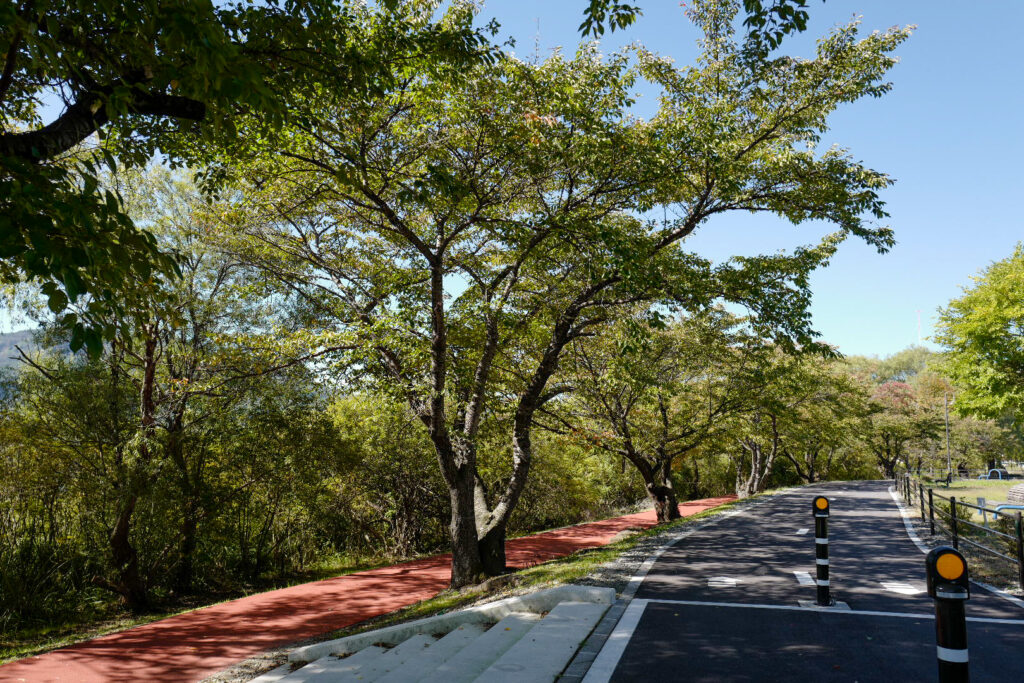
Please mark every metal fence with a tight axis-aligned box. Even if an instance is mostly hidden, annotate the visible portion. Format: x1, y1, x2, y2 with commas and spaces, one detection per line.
896, 473, 1024, 590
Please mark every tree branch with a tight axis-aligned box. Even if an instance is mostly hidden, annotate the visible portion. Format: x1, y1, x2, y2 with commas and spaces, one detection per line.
0, 89, 205, 161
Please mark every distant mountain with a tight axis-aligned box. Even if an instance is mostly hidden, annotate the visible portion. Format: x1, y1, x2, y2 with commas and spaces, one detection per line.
0, 329, 36, 369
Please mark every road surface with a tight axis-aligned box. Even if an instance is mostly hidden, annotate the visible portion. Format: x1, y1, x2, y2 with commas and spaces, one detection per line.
587, 481, 1024, 682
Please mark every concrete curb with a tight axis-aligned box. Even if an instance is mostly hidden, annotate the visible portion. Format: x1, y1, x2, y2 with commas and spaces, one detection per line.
287, 584, 615, 664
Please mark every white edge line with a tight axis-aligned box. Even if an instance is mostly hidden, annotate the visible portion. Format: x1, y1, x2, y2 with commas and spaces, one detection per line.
619, 505, 748, 601
888, 485, 932, 553
638, 598, 1024, 625
888, 486, 1024, 610
582, 599, 649, 683
585, 494, 779, 679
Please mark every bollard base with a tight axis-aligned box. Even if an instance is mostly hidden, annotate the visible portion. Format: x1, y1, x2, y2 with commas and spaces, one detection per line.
798, 600, 850, 610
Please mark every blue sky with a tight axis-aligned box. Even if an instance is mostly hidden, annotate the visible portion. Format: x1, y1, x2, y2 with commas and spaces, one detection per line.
482, 0, 1024, 357
6, 1, 1020, 359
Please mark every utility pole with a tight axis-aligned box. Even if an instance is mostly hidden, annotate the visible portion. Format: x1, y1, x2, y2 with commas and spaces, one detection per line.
945, 391, 952, 477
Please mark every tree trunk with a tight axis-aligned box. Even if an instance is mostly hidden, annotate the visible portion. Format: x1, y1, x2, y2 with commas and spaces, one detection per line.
109, 496, 149, 612
167, 414, 199, 593
647, 460, 680, 523
104, 329, 159, 612
478, 522, 507, 576
648, 483, 681, 522
445, 459, 486, 588
175, 507, 199, 593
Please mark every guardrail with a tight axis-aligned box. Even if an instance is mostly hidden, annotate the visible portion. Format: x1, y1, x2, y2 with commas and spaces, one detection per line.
896, 473, 1024, 590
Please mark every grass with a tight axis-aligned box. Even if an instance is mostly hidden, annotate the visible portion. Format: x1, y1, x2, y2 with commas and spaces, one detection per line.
905, 477, 1023, 595
925, 478, 1019, 505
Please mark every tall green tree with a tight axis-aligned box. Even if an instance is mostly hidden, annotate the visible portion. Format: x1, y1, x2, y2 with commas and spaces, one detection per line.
6, 167, 343, 610
862, 381, 939, 478
936, 244, 1024, 422
773, 358, 870, 484
226, 0, 910, 587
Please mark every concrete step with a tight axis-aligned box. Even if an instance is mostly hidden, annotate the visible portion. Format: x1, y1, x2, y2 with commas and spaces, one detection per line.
473, 601, 609, 683
375, 623, 488, 683
278, 645, 386, 682
418, 613, 541, 683
326, 633, 436, 682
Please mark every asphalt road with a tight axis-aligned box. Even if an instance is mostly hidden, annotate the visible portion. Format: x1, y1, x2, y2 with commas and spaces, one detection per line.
588, 480, 1024, 682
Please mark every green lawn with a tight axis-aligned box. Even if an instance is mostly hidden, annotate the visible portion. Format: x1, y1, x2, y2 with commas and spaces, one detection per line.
925, 478, 1019, 507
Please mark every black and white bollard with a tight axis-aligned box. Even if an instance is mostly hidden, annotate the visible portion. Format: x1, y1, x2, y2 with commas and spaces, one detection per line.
925, 546, 970, 683
813, 496, 833, 607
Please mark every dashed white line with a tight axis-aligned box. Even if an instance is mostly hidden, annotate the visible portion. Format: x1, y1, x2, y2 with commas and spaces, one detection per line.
881, 581, 923, 596
796, 528, 809, 535
707, 576, 740, 588
619, 506, 750, 601
794, 571, 815, 586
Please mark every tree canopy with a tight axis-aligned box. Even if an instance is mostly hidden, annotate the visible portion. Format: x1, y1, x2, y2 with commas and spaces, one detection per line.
0, 0, 490, 351
936, 244, 1024, 422
212, 0, 911, 586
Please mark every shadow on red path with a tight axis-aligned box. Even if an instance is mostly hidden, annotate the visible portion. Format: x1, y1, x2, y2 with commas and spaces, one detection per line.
0, 496, 734, 682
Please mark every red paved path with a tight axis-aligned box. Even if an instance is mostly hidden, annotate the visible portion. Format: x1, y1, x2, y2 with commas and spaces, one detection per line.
1, 496, 734, 682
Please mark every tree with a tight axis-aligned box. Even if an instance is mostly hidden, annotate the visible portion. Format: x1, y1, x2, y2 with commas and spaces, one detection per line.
580, 0, 826, 51
0, 0, 489, 349
544, 309, 768, 521
226, 0, 910, 586
936, 244, 1024, 422
727, 350, 817, 497
7, 167, 344, 610
774, 358, 870, 484
224, 40, 651, 584
862, 381, 939, 478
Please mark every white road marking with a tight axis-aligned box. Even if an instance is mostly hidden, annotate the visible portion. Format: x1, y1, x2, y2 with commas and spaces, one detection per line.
640, 598, 1024, 625
707, 576, 740, 588
619, 503, 755, 601
881, 581, 923, 596
582, 599, 649, 683
796, 528, 809, 535
794, 571, 815, 586
798, 599, 851, 610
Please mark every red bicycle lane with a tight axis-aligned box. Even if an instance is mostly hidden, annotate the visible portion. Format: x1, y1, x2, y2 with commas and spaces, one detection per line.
0, 495, 734, 682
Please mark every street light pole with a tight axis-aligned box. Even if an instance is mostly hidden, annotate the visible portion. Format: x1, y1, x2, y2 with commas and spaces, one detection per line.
945, 391, 952, 477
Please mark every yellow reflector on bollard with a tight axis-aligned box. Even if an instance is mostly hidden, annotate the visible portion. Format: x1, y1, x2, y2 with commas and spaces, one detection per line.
936, 552, 966, 580
815, 497, 828, 510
